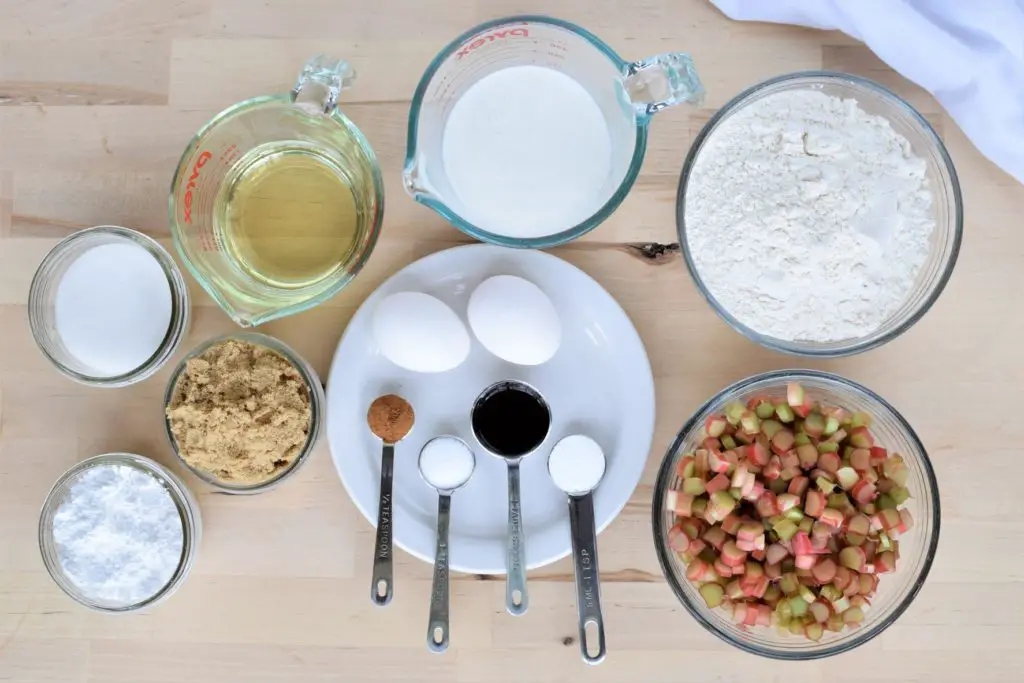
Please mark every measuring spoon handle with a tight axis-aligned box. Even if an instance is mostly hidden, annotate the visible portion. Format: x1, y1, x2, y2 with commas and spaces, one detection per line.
427, 494, 453, 652
370, 442, 395, 606
505, 461, 529, 616
569, 493, 606, 664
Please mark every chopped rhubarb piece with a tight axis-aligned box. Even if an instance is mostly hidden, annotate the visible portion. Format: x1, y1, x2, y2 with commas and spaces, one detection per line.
780, 451, 800, 470
766, 543, 789, 565
836, 467, 859, 491
686, 559, 710, 581
817, 440, 839, 454
676, 454, 695, 478
699, 582, 724, 608
833, 566, 853, 591
668, 524, 691, 551
688, 539, 707, 556
830, 596, 851, 614
850, 448, 871, 472
721, 513, 742, 535
721, 435, 737, 450
763, 455, 783, 480
740, 410, 760, 434
776, 493, 800, 512
666, 490, 694, 516
705, 473, 730, 494
756, 491, 779, 518
803, 412, 825, 438
754, 399, 776, 420
731, 464, 750, 490
818, 451, 841, 475
708, 491, 737, 522
795, 443, 818, 470
809, 601, 831, 624
682, 477, 706, 496
818, 507, 844, 529
775, 402, 795, 423
771, 429, 795, 454
823, 415, 841, 437
811, 558, 837, 584
692, 497, 708, 518
761, 418, 783, 439
780, 466, 802, 481
725, 401, 745, 426
851, 480, 878, 505
805, 491, 826, 518
869, 446, 888, 466
702, 437, 722, 454
788, 476, 809, 496
850, 411, 873, 429
702, 525, 727, 551
839, 546, 866, 571
874, 551, 896, 573
843, 606, 865, 625
849, 426, 874, 448
704, 415, 728, 438
714, 558, 733, 577
786, 383, 805, 409
726, 580, 744, 601
804, 622, 824, 641
846, 513, 870, 537
707, 449, 730, 474
721, 541, 747, 567
746, 441, 769, 466
773, 518, 798, 541
792, 531, 814, 556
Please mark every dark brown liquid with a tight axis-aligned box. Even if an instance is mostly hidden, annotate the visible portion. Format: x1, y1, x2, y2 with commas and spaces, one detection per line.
471, 381, 550, 457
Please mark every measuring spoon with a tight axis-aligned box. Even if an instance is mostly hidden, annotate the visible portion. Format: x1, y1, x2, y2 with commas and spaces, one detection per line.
548, 434, 608, 664
366, 394, 415, 606
471, 380, 551, 617
418, 436, 477, 653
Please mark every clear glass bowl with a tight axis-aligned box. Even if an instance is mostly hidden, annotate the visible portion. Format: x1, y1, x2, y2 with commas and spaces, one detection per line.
163, 332, 325, 494
39, 453, 202, 613
650, 370, 940, 659
676, 72, 962, 357
28, 226, 191, 387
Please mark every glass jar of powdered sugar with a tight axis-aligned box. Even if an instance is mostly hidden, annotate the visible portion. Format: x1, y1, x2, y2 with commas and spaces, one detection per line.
39, 453, 201, 612
28, 226, 191, 387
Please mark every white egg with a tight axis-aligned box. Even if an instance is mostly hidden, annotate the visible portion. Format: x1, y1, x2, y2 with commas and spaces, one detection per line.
468, 275, 561, 365
372, 291, 470, 373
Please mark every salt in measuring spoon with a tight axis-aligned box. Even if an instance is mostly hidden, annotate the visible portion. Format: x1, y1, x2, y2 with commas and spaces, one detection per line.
471, 380, 551, 616
548, 434, 608, 664
366, 394, 415, 606
418, 436, 476, 653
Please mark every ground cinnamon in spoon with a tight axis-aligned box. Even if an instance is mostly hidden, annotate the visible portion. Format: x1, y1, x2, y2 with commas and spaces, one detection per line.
166, 339, 311, 485
367, 395, 414, 444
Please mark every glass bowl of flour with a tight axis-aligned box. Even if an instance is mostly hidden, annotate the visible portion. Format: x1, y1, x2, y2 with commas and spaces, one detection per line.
677, 72, 962, 356
39, 454, 202, 612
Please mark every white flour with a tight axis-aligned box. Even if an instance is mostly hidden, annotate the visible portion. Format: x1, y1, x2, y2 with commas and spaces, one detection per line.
52, 464, 183, 606
442, 65, 612, 238
685, 89, 935, 343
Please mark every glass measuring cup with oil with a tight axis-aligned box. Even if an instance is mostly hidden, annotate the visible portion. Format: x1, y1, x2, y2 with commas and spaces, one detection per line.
170, 56, 384, 327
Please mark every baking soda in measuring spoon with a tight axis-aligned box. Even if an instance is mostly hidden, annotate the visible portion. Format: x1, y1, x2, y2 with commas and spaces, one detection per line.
54, 242, 172, 377
442, 65, 613, 239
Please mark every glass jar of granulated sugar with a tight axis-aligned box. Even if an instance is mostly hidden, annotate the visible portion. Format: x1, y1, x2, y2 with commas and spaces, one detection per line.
39, 453, 202, 612
28, 226, 191, 387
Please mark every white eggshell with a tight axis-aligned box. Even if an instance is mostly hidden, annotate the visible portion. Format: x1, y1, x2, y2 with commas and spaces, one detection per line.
468, 275, 561, 365
372, 292, 470, 373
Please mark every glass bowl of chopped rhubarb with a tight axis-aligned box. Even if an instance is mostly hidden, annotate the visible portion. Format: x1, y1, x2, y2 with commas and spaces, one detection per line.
651, 370, 939, 659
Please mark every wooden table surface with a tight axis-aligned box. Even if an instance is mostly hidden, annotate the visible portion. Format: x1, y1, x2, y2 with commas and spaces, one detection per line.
2, 1, 1021, 681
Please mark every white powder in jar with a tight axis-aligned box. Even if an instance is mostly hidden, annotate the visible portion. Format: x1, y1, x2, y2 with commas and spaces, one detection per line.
51, 463, 184, 606
54, 241, 173, 377
685, 89, 935, 343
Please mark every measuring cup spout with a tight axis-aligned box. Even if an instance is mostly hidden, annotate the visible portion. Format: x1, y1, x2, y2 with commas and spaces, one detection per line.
624, 52, 704, 118
291, 55, 356, 115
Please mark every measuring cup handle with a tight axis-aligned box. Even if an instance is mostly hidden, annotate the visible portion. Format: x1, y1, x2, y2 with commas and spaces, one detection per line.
370, 442, 395, 606
292, 55, 356, 114
427, 494, 453, 653
624, 52, 705, 117
505, 462, 529, 616
569, 493, 606, 665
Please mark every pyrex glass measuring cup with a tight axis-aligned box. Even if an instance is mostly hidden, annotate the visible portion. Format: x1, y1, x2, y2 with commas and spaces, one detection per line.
403, 15, 704, 248
170, 56, 384, 327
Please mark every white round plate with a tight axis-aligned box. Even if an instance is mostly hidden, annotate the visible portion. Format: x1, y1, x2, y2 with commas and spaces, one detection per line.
326, 244, 655, 574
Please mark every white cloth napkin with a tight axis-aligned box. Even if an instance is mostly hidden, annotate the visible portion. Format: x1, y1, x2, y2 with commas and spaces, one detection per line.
709, 0, 1024, 184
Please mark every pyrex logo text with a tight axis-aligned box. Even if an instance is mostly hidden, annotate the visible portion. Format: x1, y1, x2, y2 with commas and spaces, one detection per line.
183, 150, 212, 224
456, 28, 529, 59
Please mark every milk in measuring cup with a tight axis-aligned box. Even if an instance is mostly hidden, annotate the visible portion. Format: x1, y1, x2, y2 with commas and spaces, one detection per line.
441, 65, 613, 239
